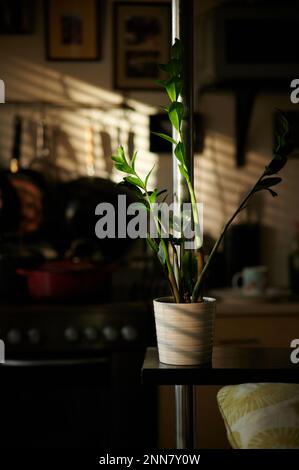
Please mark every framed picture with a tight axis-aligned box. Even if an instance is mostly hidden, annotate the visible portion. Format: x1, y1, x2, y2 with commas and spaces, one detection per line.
113, 2, 171, 90
0, 0, 35, 34
45, 0, 101, 61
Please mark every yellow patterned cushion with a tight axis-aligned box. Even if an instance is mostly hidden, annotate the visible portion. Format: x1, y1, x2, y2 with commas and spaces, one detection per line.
217, 383, 299, 449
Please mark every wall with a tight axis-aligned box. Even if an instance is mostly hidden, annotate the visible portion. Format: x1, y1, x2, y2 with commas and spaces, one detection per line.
192, 1, 299, 287
0, 0, 167, 183
0, 0, 169, 104
196, 92, 299, 286
0, 0, 298, 285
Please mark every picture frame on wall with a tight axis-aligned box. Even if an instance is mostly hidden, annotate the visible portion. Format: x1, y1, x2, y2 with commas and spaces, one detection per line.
45, 0, 100, 61
0, 0, 35, 34
113, 1, 171, 90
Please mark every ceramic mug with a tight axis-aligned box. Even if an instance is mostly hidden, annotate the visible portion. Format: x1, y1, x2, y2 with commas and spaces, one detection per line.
232, 266, 268, 296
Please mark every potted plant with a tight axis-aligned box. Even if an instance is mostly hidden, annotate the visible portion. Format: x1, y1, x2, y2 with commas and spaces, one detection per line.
111, 39, 290, 365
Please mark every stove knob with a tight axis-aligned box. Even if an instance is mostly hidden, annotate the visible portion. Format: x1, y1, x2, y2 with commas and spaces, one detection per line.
27, 328, 41, 345
102, 326, 119, 341
83, 326, 98, 342
7, 329, 22, 345
121, 326, 138, 341
64, 327, 79, 343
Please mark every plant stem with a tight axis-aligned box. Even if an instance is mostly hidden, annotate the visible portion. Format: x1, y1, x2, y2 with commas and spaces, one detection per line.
172, 241, 182, 296
161, 238, 181, 302
128, 163, 181, 302
191, 175, 264, 302
145, 191, 181, 303
186, 178, 202, 250
177, 132, 206, 300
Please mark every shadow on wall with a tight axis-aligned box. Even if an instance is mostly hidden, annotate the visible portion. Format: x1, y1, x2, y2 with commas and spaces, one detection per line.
0, 58, 158, 185
194, 128, 299, 286
1, 57, 299, 285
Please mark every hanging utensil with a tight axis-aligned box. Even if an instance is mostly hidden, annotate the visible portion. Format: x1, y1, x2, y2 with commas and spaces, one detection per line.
36, 119, 51, 160
85, 123, 96, 177
10, 115, 22, 173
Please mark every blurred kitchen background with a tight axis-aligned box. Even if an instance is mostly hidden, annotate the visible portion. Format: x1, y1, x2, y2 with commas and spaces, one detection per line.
0, 0, 299, 449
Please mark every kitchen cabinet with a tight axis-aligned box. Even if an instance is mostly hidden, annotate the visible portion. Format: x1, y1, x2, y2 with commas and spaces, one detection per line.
214, 301, 299, 348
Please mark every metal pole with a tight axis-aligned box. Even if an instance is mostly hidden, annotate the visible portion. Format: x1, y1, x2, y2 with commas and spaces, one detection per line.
172, 0, 181, 220
172, 0, 195, 450
175, 385, 194, 449
172, 0, 194, 280
172, 0, 194, 209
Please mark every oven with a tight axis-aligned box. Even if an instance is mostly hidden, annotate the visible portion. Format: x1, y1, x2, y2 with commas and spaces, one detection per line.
0, 302, 157, 449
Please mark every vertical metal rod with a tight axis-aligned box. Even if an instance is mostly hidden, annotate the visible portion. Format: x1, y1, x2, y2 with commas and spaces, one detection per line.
172, 0, 182, 260
172, 0, 194, 207
180, 0, 194, 185
175, 385, 194, 449
172, 0, 194, 283
172, 0, 195, 450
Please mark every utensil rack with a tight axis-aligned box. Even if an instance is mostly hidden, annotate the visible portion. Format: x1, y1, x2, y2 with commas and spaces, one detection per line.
2, 100, 134, 111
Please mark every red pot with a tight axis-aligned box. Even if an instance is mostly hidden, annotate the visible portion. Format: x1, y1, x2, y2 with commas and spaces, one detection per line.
17, 260, 114, 301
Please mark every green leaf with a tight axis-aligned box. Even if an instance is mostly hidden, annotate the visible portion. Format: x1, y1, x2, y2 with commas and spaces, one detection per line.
169, 59, 182, 77
149, 188, 158, 204
264, 154, 287, 176
171, 38, 183, 61
111, 155, 123, 163
168, 102, 184, 132
131, 151, 137, 170
275, 134, 285, 150
168, 109, 181, 132
156, 79, 168, 88
114, 162, 134, 174
266, 188, 278, 197
276, 109, 289, 137
124, 176, 145, 189
117, 146, 126, 161
178, 164, 188, 180
165, 79, 177, 102
157, 241, 166, 265
145, 164, 155, 189
159, 60, 182, 77
174, 142, 186, 165
261, 177, 282, 188
122, 164, 135, 174
161, 193, 168, 203
117, 180, 143, 196
264, 112, 290, 175
112, 146, 135, 174
165, 77, 183, 102
157, 189, 167, 198
151, 132, 177, 145
149, 188, 167, 205
147, 236, 159, 254
254, 177, 282, 193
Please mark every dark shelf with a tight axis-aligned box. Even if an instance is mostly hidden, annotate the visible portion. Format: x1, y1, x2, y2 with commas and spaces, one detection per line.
142, 347, 299, 385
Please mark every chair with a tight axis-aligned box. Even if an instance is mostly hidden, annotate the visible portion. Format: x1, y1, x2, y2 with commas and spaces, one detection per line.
217, 383, 299, 448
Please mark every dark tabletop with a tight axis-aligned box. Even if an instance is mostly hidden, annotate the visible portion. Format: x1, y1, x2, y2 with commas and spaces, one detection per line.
141, 347, 299, 385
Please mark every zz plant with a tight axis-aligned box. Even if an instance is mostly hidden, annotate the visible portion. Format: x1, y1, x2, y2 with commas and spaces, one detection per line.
112, 39, 290, 304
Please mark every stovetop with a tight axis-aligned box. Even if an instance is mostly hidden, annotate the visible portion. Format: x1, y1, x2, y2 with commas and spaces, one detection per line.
0, 302, 155, 356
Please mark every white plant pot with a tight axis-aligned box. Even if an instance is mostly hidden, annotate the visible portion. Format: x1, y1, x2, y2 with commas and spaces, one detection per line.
153, 297, 216, 366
